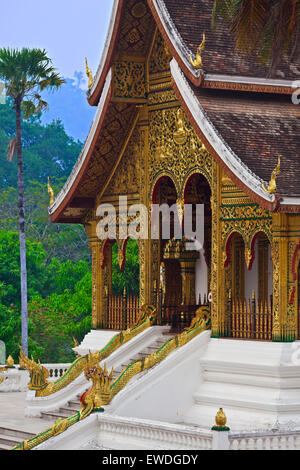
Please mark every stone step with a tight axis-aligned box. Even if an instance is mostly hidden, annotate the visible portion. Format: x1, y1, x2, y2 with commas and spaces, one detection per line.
0, 427, 35, 441
0, 443, 12, 451
59, 406, 80, 415
68, 400, 81, 409
41, 410, 71, 421
0, 433, 25, 448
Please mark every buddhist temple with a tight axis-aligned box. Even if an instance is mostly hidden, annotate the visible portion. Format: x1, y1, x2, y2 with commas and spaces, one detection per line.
13, 0, 300, 450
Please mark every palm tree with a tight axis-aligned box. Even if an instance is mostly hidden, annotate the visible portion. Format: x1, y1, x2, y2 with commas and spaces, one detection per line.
212, 0, 300, 71
0, 48, 64, 355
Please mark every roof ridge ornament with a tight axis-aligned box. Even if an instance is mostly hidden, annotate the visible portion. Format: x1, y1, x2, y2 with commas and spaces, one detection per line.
85, 57, 93, 88
190, 32, 206, 69
262, 155, 281, 194
47, 177, 55, 206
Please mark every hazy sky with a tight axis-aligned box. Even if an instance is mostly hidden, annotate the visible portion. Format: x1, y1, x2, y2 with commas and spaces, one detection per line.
1, 0, 114, 83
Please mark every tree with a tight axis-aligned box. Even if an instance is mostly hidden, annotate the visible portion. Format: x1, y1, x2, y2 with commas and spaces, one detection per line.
0, 48, 64, 354
0, 98, 83, 189
212, 0, 300, 70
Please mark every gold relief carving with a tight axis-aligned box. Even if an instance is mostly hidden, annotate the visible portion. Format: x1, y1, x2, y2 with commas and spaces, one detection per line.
245, 248, 252, 270
137, 239, 146, 305
149, 30, 172, 75
113, 61, 146, 99
272, 241, 281, 338
116, 0, 154, 56
287, 241, 297, 333
221, 204, 270, 220
105, 128, 141, 196
176, 198, 185, 226
90, 243, 98, 328
131, 1, 147, 18
126, 28, 141, 45
149, 106, 213, 190
210, 161, 219, 334
222, 197, 251, 205
173, 108, 188, 146
221, 204, 272, 250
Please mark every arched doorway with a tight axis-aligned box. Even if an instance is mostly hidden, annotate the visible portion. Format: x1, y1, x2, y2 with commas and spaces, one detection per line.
184, 173, 212, 305
153, 176, 182, 319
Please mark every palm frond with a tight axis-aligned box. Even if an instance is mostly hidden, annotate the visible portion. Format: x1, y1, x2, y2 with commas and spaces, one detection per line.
0, 47, 64, 116
211, 0, 300, 66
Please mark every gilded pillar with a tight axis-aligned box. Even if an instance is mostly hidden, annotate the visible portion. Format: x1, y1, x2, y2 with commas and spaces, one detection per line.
210, 160, 224, 337
272, 213, 291, 341
86, 222, 107, 329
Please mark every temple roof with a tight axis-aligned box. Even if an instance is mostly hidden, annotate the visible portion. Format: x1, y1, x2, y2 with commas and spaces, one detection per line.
149, 0, 299, 93
170, 59, 300, 205
49, 0, 300, 223
160, 0, 300, 80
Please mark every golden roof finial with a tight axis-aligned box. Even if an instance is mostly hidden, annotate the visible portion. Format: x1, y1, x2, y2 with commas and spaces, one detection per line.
190, 32, 206, 69
85, 57, 93, 88
47, 177, 55, 206
262, 155, 281, 194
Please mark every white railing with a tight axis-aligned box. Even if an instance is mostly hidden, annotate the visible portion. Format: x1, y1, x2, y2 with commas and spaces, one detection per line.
229, 431, 300, 450
44, 364, 72, 382
0, 363, 71, 391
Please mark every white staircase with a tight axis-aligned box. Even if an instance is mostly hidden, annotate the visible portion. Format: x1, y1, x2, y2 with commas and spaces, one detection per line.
183, 338, 300, 432
25, 326, 172, 420
0, 427, 35, 451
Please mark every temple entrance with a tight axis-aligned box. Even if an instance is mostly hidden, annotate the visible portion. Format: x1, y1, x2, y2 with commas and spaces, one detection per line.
225, 232, 273, 340
184, 173, 212, 305
154, 174, 211, 331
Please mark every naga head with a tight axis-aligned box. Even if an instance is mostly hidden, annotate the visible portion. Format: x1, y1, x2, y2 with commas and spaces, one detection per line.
19, 347, 49, 391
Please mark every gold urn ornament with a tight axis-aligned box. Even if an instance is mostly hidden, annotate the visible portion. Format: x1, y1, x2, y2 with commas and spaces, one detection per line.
212, 408, 230, 431
6, 355, 14, 367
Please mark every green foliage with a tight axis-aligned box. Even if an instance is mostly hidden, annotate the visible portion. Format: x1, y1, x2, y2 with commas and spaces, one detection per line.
0, 230, 92, 362
0, 230, 140, 362
112, 239, 140, 295
0, 98, 82, 189
0, 180, 90, 263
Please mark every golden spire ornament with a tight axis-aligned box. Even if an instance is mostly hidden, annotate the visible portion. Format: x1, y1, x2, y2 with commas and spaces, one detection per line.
262, 155, 281, 194
190, 32, 206, 69
212, 408, 230, 431
85, 57, 93, 88
47, 177, 55, 206
6, 355, 14, 367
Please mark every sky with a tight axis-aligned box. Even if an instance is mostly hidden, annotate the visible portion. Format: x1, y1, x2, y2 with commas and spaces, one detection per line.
1, 0, 114, 84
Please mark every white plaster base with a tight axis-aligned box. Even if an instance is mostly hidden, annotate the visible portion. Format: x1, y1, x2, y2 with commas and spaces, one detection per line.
0, 368, 29, 392
73, 329, 119, 355
183, 338, 300, 432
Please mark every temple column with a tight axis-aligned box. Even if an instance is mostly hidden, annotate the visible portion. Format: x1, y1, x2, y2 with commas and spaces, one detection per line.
272, 213, 291, 341
86, 221, 108, 329
210, 161, 224, 337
